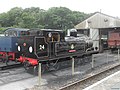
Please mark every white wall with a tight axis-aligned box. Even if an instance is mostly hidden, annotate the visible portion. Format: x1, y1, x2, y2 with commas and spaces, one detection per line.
90, 28, 99, 50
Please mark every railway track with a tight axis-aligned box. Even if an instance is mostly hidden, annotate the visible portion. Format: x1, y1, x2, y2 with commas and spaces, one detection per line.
0, 63, 23, 70
59, 60, 120, 90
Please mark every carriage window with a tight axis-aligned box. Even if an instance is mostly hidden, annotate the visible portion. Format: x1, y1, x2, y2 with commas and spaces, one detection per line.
5, 31, 17, 36
4, 31, 9, 36
13, 31, 17, 36
46, 32, 60, 42
9, 31, 12, 36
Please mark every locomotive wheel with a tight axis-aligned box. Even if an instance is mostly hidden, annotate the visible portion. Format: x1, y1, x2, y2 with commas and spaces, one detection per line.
51, 62, 60, 70
23, 61, 31, 70
24, 63, 48, 75
33, 64, 48, 75
0, 58, 3, 62
5, 60, 10, 66
5, 55, 10, 66
111, 48, 115, 53
74, 58, 80, 66
47, 60, 60, 71
0, 58, 4, 62
76, 58, 83, 65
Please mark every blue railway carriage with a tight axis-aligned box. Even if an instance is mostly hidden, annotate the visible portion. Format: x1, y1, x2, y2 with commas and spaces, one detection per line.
0, 28, 29, 64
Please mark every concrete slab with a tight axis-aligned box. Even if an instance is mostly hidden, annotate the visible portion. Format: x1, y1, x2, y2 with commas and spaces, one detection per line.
0, 77, 47, 90
0, 73, 34, 85
0, 81, 4, 85
111, 82, 120, 90
84, 71, 120, 90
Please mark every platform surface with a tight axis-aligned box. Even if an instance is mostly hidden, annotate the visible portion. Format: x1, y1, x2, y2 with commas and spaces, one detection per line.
84, 70, 120, 90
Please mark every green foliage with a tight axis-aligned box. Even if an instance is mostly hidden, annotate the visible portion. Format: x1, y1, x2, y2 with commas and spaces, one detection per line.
0, 27, 7, 34
0, 7, 90, 29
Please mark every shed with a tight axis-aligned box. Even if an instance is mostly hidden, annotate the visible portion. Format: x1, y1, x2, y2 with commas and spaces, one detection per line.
75, 12, 120, 51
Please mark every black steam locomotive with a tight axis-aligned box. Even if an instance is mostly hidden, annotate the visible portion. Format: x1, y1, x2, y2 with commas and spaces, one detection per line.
17, 29, 98, 71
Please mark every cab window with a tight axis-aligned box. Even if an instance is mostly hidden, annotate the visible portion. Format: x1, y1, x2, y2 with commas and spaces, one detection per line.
46, 32, 60, 42
5, 31, 17, 36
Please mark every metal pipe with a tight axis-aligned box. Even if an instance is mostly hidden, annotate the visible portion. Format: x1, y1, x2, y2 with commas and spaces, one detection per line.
106, 50, 108, 63
86, 47, 93, 52
92, 55, 94, 69
72, 57, 74, 75
34, 66, 37, 75
118, 49, 119, 61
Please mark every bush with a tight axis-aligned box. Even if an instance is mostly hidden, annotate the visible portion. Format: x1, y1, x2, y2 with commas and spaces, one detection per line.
0, 27, 7, 34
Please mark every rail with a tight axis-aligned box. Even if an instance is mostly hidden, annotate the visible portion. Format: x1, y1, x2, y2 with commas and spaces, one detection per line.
59, 61, 120, 90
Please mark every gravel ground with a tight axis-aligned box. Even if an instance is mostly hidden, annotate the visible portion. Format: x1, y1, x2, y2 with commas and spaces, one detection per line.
61, 63, 120, 90
0, 52, 119, 90
0, 67, 34, 86
28, 53, 119, 90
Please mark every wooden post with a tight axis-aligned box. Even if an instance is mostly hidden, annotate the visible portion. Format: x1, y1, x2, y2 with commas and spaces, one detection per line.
72, 57, 75, 75
38, 63, 42, 86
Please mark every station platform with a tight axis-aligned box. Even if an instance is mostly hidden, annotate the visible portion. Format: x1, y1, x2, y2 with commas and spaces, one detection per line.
84, 70, 120, 90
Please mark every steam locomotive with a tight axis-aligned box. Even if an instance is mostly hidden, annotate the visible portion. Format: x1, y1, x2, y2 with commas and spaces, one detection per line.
16, 29, 98, 71
0, 28, 98, 72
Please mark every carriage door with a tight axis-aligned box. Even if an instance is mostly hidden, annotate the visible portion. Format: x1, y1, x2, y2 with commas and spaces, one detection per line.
46, 32, 60, 57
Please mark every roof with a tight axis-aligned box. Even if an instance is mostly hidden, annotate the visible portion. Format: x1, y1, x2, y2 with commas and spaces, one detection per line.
41, 29, 63, 32
4, 28, 30, 32
29, 28, 63, 32
75, 12, 120, 29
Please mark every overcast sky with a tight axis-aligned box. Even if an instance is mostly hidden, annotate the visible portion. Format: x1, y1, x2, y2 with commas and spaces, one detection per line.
0, 0, 120, 17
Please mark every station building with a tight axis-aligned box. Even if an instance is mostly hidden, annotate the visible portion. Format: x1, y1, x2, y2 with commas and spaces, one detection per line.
75, 12, 120, 52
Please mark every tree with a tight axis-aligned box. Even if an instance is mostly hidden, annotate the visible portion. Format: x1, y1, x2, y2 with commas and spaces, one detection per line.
45, 7, 89, 29
0, 7, 90, 29
7, 7, 23, 27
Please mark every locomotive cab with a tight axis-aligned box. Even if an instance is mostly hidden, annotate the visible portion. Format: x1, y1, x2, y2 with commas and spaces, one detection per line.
35, 29, 65, 58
